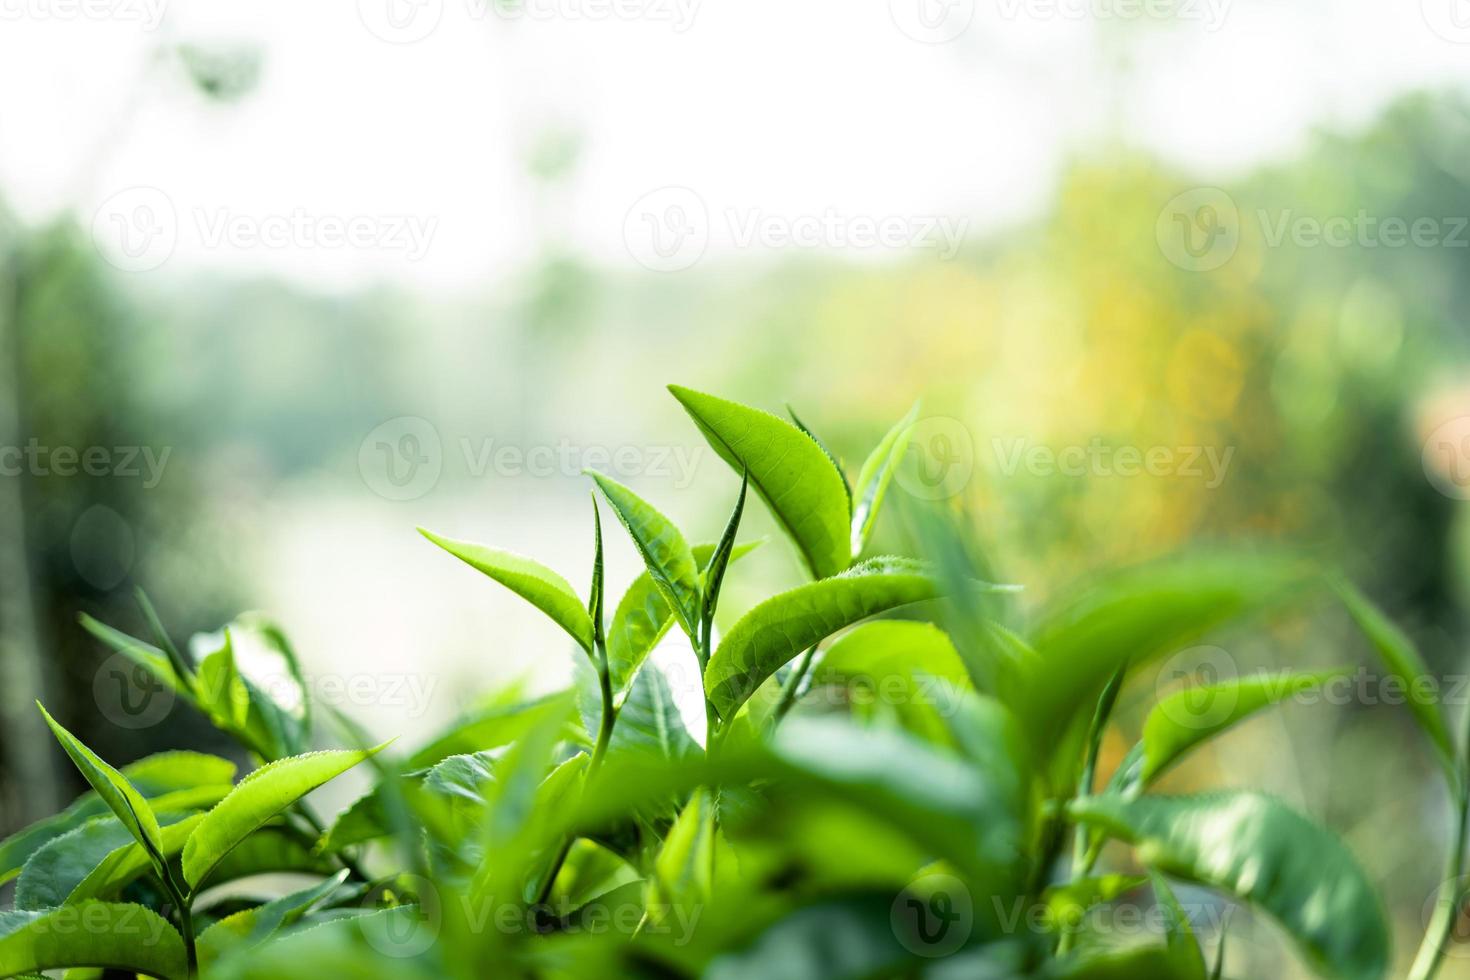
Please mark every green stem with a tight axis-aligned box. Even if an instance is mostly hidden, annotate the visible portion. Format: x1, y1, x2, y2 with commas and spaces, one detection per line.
533, 836, 576, 911
1409, 763, 1470, 980
589, 654, 616, 771
539, 642, 618, 907
161, 871, 197, 978
698, 616, 721, 755
771, 646, 816, 726
294, 803, 370, 882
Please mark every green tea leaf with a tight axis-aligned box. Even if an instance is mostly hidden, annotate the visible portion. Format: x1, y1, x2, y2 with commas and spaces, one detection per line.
608, 541, 759, 703
1141, 668, 1349, 785
207, 907, 438, 980
68, 813, 206, 904
1019, 554, 1309, 770
37, 703, 164, 868
701, 470, 749, 648
577, 655, 699, 762
203, 826, 340, 885
14, 818, 134, 910
0, 752, 234, 885
197, 870, 350, 968
655, 786, 717, 907
78, 614, 189, 696
706, 896, 913, 980
1041, 874, 1148, 934
1051, 946, 1209, 980
16, 812, 202, 909
0, 902, 186, 980
1068, 792, 1390, 980
670, 385, 851, 579
811, 620, 971, 745
1335, 578, 1456, 777
705, 558, 942, 718
772, 717, 1024, 887
197, 631, 251, 733
850, 402, 918, 555
588, 493, 606, 648
419, 527, 594, 653
183, 745, 387, 889
787, 404, 853, 516
1151, 873, 1208, 979
134, 589, 197, 690
588, 469, 703, 641
406, 690, 579, 769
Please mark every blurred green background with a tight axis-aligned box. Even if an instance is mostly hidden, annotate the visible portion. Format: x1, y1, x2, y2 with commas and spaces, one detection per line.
4, 3, 1470, 975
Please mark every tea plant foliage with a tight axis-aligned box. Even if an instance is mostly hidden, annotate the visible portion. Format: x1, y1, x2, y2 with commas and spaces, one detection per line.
0, 385, 1453, 979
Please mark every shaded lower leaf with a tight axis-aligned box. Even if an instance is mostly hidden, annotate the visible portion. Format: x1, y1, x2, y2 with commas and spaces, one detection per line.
1020, 554, 1310, 773
203, 826, 341, 887
1141, 669, 1349, 785
197, 870, 350, 968
579, 655, 700, 762
1335, 578, 1456, 779
705, 896, 916, 980
69, 813, 207, 904
0, 752, 235, 885
208, 907, 438, 980
1068, 792, 1389, 980
0, 902, 186, 980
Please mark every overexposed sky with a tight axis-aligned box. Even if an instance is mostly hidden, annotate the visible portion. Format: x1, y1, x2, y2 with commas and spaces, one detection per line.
0, 0, 1467, 291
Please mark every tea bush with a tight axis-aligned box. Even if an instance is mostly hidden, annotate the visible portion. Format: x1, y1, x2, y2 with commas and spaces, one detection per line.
1, 386, 1460, 979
